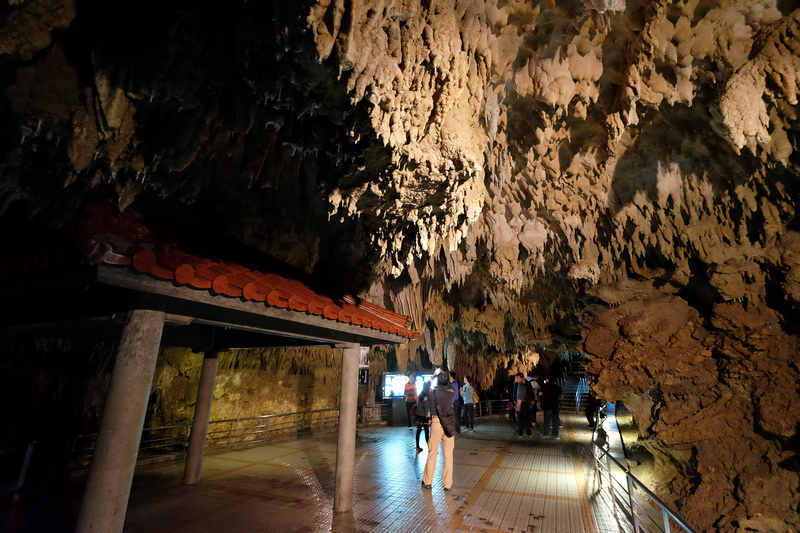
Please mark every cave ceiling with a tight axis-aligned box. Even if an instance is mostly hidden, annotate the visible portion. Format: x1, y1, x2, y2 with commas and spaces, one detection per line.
1, 0, 798, 360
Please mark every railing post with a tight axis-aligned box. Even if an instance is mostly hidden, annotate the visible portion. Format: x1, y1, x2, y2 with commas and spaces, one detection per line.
606, 451, 616, 516
593, 448, 602, 490
596, 452, 602, 489
12, 441, 36, 503
662, 507, 672, 533
627, 475, 640, 532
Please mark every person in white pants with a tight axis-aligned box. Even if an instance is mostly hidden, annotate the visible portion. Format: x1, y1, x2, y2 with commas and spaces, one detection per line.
422, 372, 456, 490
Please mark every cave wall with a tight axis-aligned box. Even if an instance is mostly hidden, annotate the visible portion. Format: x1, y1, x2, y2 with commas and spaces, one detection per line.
150, 346, 348, 427
583, 276, 800, 531
0, 341, 358, 441
0, 338, 528, 445
148, 342, 539, 427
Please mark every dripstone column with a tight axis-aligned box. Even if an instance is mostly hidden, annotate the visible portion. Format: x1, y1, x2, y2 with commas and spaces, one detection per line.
183, 350, 219, 485
76, 308, 165, 533
333, 343, 360, 512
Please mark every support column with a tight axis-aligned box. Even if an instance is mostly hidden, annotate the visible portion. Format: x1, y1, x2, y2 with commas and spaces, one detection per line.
76, 308, 165, 533
183, 350, 219, 485
333, 343, 360, 512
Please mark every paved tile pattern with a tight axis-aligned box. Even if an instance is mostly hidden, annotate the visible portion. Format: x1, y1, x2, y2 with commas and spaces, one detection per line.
120, 414, 630, 533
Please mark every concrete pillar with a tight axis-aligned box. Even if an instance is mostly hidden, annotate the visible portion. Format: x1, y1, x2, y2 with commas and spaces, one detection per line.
183, 350, 219, 485
76, 308, 165, 533
333, 343, 360, 512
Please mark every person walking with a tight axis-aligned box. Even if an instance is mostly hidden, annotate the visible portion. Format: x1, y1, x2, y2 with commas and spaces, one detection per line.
527, 372, 540, 429
416, 381, 433, 452
539, 375, 562, 439
585, 391, 600, 428
404, 373, 418, 429
508, 376, 518, 423
460, 376, 475, 432
449, 371, 461, 434
514, 373, 533, 437
422, 373, 457, 491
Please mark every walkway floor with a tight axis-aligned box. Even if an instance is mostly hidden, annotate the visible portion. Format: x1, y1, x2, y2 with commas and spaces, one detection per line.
2, 413, 634, 533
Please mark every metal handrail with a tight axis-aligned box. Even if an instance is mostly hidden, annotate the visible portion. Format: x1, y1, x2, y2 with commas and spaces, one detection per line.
575, 377, 588, 411
204, 408, 341, 449
2, 408, 342, 499
473, 398, 512, 418
4, 401, 518, 499
592, 441, 695, 533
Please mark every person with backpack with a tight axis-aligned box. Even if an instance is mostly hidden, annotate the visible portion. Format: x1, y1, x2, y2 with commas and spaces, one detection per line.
539, 375, 562, 439
422, 372, 457, 491
514, 373, 533, 437
416, 381, 433, 452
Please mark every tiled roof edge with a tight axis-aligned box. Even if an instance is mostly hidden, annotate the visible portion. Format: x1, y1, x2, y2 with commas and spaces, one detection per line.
70, 202, 420, 340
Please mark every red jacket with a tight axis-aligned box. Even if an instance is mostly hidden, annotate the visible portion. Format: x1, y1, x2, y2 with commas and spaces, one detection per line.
405, 381, 418, 402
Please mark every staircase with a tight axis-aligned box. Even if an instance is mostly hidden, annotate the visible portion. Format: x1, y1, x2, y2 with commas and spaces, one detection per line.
558, 360, 589, 413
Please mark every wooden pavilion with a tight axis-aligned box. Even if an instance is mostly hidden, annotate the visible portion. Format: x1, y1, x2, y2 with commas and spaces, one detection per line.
0, 201, 418, 533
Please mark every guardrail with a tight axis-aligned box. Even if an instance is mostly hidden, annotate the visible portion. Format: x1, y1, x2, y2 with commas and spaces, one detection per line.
2, 408, 343, 500
592, 435, 694, 533
205, 408, 341, 449
67, 408, 343, 464
575, 377, 588, 411
474, 398, 512, 418
4, 400, 513, 501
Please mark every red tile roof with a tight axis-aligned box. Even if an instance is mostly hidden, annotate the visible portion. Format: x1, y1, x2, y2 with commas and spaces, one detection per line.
4, 201, 418, 340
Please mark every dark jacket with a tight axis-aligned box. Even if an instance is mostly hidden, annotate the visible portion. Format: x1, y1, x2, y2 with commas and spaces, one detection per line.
586, 393, 600, 412
416, 393, 432, 422
432, 384, 457, 437
539, 380, 561, 411
516, 379, 534, 403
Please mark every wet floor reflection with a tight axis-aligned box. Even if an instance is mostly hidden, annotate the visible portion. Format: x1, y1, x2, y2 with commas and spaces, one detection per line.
2, 415, 622, 532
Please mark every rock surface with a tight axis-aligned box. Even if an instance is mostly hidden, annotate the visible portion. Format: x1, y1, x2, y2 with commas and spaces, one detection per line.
1, 0, 799, 529
584, 276, 800, 530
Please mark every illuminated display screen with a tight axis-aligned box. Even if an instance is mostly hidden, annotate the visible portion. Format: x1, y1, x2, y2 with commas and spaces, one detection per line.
382, 373, 435, 399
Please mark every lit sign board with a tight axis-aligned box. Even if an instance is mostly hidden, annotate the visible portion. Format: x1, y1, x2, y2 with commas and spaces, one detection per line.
382, 373, 435, 399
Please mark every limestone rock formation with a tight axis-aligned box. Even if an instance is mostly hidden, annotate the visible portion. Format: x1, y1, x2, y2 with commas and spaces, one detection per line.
584, 276, 799, 530
1, 0, 799, 529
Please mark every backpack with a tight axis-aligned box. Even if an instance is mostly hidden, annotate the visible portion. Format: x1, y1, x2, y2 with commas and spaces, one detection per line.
433, 387, 457, 437
472, 390, 479, 403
